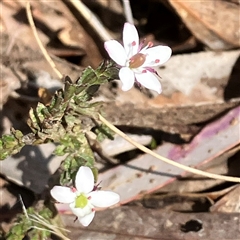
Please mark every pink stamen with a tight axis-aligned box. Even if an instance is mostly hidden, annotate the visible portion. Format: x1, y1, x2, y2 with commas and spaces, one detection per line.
145, 67, 155, 73
93, 181, 102, 191
71, 187, 77, 193
155, 59, 160, 63
142, 70, 147, 73
92, 208, 95, 212
131, 41, 136, 46
88, 196, 92, 200
138, 39, 146, 51
147, 42, 153, 48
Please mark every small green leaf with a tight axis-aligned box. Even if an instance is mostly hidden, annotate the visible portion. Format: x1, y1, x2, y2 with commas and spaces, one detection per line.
54, 145, 66, 156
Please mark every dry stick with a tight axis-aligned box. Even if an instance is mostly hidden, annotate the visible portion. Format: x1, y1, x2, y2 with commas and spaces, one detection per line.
29, 214, 70, 240
25, 2, 240, 183
122, 0, 134, 24
19, 196, 70, 240
26, 2, 63, 79
67, 0, 113, 41
99, 114, 240, 183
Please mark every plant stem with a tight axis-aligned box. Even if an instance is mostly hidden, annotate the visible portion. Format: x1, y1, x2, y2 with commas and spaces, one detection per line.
99, 113, 240, 183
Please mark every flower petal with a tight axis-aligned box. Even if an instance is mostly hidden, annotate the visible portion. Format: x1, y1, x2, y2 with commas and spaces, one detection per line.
69, 202, 93, 217
78, 211, 95, 227
123, 22, 139, 56
104, 40, 127, 66
135, 71, 162, 94
88, 191, 120, 208
50, 186, 75, 203
55, 203, 71, 213
119, 67, 135, 91
75, 166, 94, 194
141, 46, 172, 67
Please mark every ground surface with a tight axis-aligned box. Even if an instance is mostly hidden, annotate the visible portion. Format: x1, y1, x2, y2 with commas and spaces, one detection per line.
1, 1, 240, 239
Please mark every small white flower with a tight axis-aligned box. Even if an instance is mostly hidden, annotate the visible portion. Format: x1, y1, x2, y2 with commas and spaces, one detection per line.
50, 166, 120, 227
104, 22, 172, 94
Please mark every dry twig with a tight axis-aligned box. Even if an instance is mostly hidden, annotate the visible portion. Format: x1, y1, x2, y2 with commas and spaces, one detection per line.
122, 0, 134, 24
67, 0, 113, 41
26, 2, 63, 79
99, 114, 240, 183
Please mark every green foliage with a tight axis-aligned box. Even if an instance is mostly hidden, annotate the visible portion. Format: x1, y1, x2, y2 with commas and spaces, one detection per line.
95, 123, 115, 142
55, 132, 96, 184
150, 137, 157, 149
0, 61, 118, 182
5, 206, 53, 240
0, 129, 25, 160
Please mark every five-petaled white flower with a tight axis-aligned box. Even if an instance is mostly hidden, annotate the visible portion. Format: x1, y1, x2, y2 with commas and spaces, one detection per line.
104, 22, 172, 94
50, 166, 120, 227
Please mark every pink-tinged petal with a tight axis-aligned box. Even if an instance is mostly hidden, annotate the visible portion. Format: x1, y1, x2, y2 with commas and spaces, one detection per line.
75, 166, 94, 194
78, 211, 95, 227
55, 203, 71, 214
69, 202, 93, 217
123, 22, 139, 56
50, 186, 75, 203
119, 67, 135, 91
104, 40, 127, 66
141, 46, 172, 67
135, 71, 162, 94
88, 191, 120, 208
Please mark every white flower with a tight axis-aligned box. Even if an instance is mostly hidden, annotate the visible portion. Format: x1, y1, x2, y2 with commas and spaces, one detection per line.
50, 166, 120, 227
104, 22, 172, 94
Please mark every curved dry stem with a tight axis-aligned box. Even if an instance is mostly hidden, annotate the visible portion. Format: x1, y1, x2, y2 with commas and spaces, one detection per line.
26, 2, 63, 79
19, 195, 70, 240
123, 0, 134, 24
99, 113, 240, 183
67, 0, 113, 41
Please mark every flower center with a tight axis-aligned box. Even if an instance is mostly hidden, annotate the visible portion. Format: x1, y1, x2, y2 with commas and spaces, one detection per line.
129, 53, 146, 68
75, 194, 88, 209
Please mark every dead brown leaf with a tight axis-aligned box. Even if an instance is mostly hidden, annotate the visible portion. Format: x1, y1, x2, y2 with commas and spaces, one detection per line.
168, 0, 240, 50
210, 184, 240, 213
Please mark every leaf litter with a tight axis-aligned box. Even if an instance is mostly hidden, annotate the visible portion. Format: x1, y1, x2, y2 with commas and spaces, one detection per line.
0, 0, 240, 239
